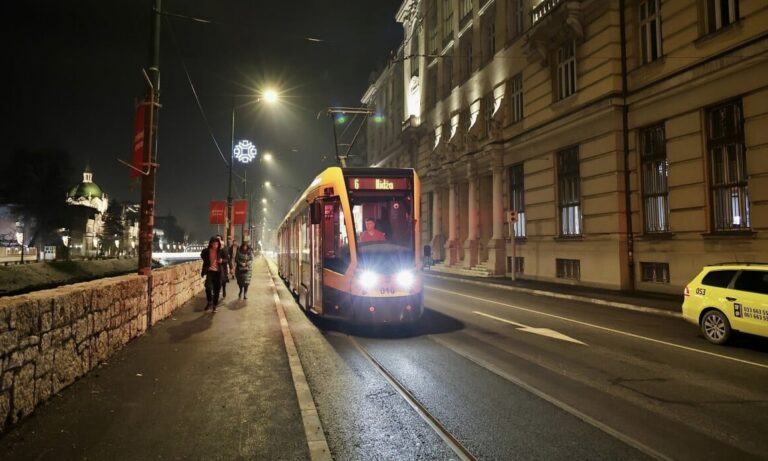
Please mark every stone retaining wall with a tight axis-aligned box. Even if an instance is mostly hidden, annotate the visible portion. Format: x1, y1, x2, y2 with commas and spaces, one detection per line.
0, 261, 203, 432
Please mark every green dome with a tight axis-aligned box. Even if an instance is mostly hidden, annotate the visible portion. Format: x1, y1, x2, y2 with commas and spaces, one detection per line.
67, 182, 104, 199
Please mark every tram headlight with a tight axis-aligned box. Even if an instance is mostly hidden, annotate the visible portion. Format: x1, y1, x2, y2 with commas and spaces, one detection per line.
358, 270, 379, 290
396, 270, 415, 289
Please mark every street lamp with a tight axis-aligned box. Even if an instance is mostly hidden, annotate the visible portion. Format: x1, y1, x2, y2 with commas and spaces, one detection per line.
227, 89, 280, 245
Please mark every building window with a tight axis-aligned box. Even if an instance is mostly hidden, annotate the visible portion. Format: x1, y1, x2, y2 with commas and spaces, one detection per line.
555, 41, 577, 101
507, 0, 524, 40
481, 10, 496, 65
426, 65, 438, 109
639, 0, 662, 64
459, 0, 472, 22
443, 0, 454, 41
708, 100, 750, 231
508, 256, 524, 273
706, 0, 739, 33
509, 73, 523, 124
442, 54, 454, 97
640, 124, 669, 233
556, 259, 580, 280
460, 34, 473, 82
509, 164, 525, 237
428, 2, 439, 54
641, 262, 670, 283
557, 147, 581, 236
483, 92, 495, 138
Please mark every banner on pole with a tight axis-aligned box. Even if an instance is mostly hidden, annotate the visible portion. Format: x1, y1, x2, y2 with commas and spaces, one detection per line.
209, 201, 227, 225
233, 200, 248, 225
131, 102, 147, 178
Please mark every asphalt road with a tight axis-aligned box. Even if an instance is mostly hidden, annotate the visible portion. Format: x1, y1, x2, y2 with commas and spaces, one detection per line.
280, 272, 768, 460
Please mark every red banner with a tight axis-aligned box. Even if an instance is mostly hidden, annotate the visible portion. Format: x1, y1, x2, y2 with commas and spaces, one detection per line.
209, 201, 226, 224
131, 103, 147, 178
233, 200, 248, 225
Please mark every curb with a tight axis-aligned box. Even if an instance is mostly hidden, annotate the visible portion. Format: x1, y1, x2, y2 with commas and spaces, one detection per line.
423, 273, 683, 319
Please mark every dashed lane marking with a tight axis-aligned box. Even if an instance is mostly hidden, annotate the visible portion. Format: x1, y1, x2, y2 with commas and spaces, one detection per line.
427, 286, 768, 370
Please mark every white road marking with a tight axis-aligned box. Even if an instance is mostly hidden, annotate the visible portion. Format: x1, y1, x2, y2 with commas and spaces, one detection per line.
427, 286, 768, 370
430, 335, 673, 461
474, 311, 587, 345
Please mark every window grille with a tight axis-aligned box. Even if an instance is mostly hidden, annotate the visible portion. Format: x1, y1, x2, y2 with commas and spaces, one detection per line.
555, 41, 577, 100
443, 0, 454, 40
556, 259, 580, 280
510, 74, 523, 123
641, 262, 670, 283
460, 0, 472, 21
428, 2, 439, 53
708, 100, 750, 231
557, 147, 581, 236
706, 0, 739, 32
509, 164, 526, 237
484, 92, 495, 138
482, 14, 496, 65
507, 0, 524, 39
639, 0, 662, 64
640, 124, 669, 233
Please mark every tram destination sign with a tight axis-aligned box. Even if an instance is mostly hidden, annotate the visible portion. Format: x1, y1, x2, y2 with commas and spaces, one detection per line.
348, 177, 410, 191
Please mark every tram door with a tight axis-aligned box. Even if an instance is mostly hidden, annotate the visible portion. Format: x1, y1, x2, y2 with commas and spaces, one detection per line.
310, 201, 323, 312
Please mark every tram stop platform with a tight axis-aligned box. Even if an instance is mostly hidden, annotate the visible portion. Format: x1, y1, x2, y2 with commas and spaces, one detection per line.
0, 257, 326, 460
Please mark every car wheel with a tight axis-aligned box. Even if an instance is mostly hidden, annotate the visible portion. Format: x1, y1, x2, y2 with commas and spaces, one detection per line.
700, 309, 731, 345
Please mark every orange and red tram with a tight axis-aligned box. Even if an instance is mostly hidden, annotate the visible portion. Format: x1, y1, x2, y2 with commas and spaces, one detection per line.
277, 167, 423, 324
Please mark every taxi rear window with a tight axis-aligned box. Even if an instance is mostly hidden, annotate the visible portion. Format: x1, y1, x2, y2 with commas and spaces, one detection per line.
701, 270, 737, 288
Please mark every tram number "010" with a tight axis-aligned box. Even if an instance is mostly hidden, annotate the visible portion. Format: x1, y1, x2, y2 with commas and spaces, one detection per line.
380, 287, 395, 295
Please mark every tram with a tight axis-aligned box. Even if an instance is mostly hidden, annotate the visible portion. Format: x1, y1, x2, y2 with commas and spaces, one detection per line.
277, 167, 423, 324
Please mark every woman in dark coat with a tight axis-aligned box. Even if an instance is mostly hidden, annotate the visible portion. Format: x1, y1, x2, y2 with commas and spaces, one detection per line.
200, 237, 227, 312
235, 241, 254, 299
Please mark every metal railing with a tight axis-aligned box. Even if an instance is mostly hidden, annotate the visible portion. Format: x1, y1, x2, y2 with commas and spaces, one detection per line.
532, 0, 565, 24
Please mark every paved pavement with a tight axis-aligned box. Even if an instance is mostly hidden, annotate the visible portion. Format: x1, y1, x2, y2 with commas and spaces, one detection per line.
0, 257, 312, 461
0, 259, 690, 460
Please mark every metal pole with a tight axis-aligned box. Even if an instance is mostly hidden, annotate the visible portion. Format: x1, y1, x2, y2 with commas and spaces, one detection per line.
227, 99, 235, 245
138, 0, 161, 276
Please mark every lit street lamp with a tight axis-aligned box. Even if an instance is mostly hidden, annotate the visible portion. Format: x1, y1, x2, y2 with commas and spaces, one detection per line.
227, 88, 280, 244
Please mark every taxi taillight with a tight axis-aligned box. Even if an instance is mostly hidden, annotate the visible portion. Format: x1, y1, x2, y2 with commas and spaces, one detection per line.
684, 286, 690, 297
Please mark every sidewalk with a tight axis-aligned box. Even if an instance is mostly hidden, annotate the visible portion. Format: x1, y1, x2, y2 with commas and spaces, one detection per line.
0, 257, 313, 460
424, 269, 683, 318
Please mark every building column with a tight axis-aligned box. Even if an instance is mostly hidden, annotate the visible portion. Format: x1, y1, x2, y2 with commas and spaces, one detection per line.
463, 161, 479, 268
444, 178, 460, 266
430, 190, 444, 262
486, 151, 507, 275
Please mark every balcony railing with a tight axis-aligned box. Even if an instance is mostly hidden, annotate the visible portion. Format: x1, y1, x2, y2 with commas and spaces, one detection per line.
532, 0, 565, 24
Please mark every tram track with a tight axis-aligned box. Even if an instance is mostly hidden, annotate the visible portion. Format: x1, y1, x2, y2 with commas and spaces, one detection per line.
346, 335, 478, 461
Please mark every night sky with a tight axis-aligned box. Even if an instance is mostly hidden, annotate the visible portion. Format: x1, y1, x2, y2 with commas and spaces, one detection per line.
7, 0, 404, 241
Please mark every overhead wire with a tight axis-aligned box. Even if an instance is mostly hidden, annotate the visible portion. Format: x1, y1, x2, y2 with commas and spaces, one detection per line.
164, 14, 230, 167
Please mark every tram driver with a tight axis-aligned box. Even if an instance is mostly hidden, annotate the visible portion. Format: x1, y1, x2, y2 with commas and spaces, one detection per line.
360, 217, 386, 242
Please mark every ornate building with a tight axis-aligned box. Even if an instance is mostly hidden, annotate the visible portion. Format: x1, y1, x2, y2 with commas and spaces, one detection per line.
66, 165, 109, 258
363, 0, 768, 294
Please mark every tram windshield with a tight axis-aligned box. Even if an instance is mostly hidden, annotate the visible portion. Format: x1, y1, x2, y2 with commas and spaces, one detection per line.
350, 191, 415, 273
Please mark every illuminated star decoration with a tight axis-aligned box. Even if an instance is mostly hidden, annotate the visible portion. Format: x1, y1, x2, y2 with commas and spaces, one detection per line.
234, 140, 258, 163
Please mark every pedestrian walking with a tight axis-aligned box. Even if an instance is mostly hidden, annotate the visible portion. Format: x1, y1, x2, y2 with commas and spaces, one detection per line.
235, 241, 254, 299
200, 236, 227, 312
221, 237, 236, 298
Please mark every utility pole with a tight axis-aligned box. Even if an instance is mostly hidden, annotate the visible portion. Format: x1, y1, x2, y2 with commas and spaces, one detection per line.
227, 100, 235, 245
138, 0, 162, 276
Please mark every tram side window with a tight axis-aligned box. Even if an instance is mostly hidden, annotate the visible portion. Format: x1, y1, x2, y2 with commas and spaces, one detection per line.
323, 200, 350, 273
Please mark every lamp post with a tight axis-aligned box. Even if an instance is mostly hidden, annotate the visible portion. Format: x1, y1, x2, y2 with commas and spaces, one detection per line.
226, 89, 279, 245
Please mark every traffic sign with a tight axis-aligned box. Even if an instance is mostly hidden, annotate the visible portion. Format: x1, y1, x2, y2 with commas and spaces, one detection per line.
507, 210, 518, 223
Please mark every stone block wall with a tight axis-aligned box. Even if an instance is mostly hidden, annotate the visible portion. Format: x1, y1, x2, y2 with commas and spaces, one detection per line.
0, 261, 202, 432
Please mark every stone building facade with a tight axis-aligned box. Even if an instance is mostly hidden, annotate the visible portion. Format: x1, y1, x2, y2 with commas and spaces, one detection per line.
363, 0, 768, 294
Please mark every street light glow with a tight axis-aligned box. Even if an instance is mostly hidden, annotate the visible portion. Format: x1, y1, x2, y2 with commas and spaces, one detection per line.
264, 181, 271, 187
263, 89, 279, 104
263, 152, 273, 162
261, 198, 267, 203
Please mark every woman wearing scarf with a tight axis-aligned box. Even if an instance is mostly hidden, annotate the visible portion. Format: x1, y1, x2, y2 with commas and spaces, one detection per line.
200, 236, 227, 312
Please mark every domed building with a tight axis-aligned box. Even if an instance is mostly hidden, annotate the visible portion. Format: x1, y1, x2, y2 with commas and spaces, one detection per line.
66, 165, 108, 258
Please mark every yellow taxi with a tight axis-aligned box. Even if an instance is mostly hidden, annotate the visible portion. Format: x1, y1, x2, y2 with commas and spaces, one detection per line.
682, 264, 768, 344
